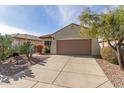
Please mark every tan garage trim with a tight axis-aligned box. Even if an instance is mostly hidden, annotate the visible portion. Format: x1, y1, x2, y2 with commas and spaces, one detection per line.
57, 39, 91, 55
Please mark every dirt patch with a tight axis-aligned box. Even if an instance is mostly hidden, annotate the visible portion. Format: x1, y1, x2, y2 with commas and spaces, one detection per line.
96, 58, 124, 88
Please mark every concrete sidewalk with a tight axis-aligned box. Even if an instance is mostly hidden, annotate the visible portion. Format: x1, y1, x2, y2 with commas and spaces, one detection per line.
0, 55, 114, 88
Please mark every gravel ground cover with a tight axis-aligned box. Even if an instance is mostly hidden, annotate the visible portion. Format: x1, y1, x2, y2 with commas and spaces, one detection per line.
96, 59, 124, 88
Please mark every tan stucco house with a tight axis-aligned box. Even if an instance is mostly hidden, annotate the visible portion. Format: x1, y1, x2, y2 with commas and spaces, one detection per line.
11, 33, 42, 47
40, 23, 100, 56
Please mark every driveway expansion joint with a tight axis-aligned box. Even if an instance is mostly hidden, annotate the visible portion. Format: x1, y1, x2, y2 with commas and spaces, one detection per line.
31, 81, 39, 88
31, 67, 60, 72
51, 57, 72, 84
96, 80, 109, 88
53, 84, 71, 88
62, 70, 107, 77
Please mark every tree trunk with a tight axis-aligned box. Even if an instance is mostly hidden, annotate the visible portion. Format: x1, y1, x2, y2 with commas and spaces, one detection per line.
26, 54, 30, 60
0, 60, 2, 64
2, 46, 5, 60
116, 45, 124, 70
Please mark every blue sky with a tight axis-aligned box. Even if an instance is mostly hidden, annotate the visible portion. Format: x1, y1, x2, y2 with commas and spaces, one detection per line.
0, 5, 109, 36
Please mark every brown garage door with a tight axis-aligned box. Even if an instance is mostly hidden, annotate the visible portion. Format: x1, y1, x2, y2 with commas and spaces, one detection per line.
57, 39, 91, 55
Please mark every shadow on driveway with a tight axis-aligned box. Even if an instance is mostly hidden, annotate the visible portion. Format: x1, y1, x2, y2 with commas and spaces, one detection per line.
0, 55, 48, 83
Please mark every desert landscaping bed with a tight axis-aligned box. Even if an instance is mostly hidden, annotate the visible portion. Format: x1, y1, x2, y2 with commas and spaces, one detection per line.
0, 54, 49, 83
96, 58, 124, 88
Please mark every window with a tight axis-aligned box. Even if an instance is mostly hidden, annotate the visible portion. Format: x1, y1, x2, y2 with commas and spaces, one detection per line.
44, 41, 51, 46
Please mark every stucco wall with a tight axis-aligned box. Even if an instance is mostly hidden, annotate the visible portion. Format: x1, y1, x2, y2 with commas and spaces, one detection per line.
91, 39, 100, 56
51, 40, 56, 54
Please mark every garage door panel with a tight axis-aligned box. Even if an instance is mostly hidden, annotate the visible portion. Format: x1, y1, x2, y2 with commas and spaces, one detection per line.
57, 40, 91, 55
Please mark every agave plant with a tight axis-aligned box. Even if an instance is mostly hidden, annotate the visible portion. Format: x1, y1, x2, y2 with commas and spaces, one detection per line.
19, 41, 34, 60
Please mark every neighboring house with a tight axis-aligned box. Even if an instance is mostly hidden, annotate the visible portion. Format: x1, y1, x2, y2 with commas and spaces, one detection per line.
99, 40, 117, 48
40, 23, 100, 56
11, 34, 42, 52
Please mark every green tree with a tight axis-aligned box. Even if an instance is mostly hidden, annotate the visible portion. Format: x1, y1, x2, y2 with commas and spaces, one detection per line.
0, 34, 13, 63
79, 6, 124, 70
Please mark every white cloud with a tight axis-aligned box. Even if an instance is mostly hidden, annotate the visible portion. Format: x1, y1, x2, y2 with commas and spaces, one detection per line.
57, 6, 72, 25
0, 24, 34, 35
57, 6, 82, 26
43, 6, 82, 26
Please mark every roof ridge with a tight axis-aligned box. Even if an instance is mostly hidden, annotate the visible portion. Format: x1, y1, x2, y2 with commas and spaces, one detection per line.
39, 23, 80, 37
11, 33, 42, 41
52, 23, 80, 35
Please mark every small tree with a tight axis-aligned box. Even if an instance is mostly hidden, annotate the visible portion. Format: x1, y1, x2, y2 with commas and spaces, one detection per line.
0, 34, 13, 63
79, 6, 124, 70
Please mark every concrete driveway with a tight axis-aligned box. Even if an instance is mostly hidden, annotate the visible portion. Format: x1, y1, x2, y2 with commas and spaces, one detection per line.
0, 55, 113, 88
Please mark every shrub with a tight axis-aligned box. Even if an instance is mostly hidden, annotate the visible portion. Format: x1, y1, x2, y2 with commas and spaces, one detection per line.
19, 42, 33, 59
36, 45, 43, 54
44, 46, 50, 54
0, 35, 13, 62
100, 47, 118, 65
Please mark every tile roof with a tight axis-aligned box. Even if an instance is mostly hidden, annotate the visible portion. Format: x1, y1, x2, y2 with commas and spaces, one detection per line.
11, 33, 42, 41
39, 34, 52, 38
